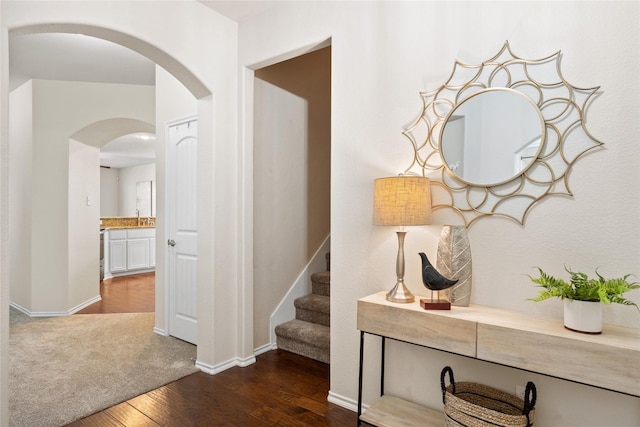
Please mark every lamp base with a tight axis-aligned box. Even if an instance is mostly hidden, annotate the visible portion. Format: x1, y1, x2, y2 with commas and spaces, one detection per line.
386, 282, 415, 303
420, 298, 451, 310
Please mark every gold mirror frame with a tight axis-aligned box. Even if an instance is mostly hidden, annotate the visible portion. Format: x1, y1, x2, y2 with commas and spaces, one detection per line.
402, 42, 603, 227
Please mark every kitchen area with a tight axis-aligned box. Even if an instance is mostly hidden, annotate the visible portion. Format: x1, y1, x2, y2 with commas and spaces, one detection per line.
100, 153, 157, 281
100, 214, 156, 281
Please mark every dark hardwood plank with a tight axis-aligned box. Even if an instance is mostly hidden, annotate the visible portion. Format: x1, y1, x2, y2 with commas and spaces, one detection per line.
68, 351, 356, 426
69, 411, 125, 426
123, 394, 178, 426
103, 402, 160, 427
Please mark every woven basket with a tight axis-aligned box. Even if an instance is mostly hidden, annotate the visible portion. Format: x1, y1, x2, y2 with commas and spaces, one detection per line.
440, 366, 537, 427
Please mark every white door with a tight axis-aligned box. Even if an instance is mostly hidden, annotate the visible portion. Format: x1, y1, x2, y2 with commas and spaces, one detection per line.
167, 117, 198, 344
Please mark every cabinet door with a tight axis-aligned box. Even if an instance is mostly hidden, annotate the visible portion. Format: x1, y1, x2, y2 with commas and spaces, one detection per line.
127, 239, 149, 270
110, 240, 127, 273
149, 237, 156, 268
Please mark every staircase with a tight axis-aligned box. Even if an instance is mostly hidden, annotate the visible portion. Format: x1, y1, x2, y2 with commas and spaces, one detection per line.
275, 267, 330, 364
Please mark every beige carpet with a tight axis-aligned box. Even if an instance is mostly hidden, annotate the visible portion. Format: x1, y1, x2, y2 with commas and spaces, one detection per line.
9, 308, 198, 426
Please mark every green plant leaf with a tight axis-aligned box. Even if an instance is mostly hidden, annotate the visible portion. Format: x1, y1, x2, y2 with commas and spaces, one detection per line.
528, 267, 639, 311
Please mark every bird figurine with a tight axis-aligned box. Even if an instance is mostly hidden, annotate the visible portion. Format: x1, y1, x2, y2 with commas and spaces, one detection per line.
419, 252, 458, 291
419, 252, 458, 310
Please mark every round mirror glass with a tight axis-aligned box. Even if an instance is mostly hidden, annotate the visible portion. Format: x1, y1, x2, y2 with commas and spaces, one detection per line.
440, 89, 545, 187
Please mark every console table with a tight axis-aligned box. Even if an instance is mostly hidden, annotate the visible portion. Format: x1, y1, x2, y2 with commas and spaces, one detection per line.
356, 292, 640, 426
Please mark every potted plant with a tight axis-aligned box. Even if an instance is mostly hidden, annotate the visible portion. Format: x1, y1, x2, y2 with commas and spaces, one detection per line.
528, 267, 639, 334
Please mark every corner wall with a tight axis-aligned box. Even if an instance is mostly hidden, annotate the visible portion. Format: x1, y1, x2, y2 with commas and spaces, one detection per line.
118, 163, 156, 217
252, 47, 331, 349
100, 167, 119, 217
8, 81, 32, 310
68, 139, 100, 309
28, 80, 154, 314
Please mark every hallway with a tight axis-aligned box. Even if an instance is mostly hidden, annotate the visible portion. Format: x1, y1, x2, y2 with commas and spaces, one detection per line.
67, 273, 355, 426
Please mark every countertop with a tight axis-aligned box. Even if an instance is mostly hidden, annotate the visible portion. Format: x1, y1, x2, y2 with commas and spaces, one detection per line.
102, 225, 156, 229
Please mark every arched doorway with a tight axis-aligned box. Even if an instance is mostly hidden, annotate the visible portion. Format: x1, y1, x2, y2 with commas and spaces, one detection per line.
6, 23, 194, 373
0, 7, 247, 421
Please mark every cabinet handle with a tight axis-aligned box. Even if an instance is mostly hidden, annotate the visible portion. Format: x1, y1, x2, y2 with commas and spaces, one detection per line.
167, 239, 176, 247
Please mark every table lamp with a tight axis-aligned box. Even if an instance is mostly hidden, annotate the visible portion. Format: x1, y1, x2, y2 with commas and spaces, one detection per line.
373, 176, 432, 303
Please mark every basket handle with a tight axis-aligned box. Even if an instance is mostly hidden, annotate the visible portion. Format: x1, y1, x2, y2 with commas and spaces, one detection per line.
440, 366, 456, 403
523, 381, 537, 415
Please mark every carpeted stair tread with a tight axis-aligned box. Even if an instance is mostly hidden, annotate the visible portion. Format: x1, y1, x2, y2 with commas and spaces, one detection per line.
311, 271, 330, 297
295, 294, 330, 326
275, 319, 329, 343
275, 319, 329, 364
295, 294, 330, 313
274, 260, 331, 364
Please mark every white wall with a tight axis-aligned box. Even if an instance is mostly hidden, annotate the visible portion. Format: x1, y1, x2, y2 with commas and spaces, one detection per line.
100, 163, 157, 217
8, 81, 32, 310
68, 138, 100, 309
0, 14, 8, 422
100, 167, 119, 217
253, 79, 308, 348
118, 163, 156, 217
238, 2, 640, 426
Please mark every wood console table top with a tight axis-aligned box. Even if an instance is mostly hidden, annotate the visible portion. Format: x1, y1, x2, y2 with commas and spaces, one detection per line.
357, 292, 640, 397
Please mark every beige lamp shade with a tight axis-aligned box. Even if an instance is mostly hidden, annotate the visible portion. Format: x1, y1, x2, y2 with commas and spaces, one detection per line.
374, 176, 432, 226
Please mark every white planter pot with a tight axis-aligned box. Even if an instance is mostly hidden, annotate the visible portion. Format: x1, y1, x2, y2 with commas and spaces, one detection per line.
563, 299, 603, 334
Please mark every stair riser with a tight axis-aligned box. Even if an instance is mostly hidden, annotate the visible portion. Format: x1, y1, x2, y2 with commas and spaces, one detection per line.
312, 282, 330, 297
296, 308, 330, 327
277, 337, 329, 364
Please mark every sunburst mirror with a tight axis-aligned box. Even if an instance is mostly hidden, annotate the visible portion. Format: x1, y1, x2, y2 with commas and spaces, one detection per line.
402, 42, 603, 227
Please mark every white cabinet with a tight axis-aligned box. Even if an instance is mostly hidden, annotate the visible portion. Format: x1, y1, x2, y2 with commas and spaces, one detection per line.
127, 239, 150, 270
109, 229, 128, 274
106, 228, 156, 278
109, 240, 127, 273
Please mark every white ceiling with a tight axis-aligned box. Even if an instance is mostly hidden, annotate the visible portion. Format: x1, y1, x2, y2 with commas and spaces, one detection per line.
9, 33, 157, 92
199, 1, 277, 22
8, 1, 271, 168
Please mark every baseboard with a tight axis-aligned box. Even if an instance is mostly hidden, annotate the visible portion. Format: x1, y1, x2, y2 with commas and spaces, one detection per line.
254, 342, 276, 357
68, 295, 102, 314
9, 302, 32, 316
195, 354, 257, 375
237, 354, 257, 367
327, 390, 360, 413
10, 295, 102, 317
153, 327, 168, 336
110, 268, 155, 278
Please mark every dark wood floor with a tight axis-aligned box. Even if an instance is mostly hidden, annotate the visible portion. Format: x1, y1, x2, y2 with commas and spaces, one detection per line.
68, 274, 356, 426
